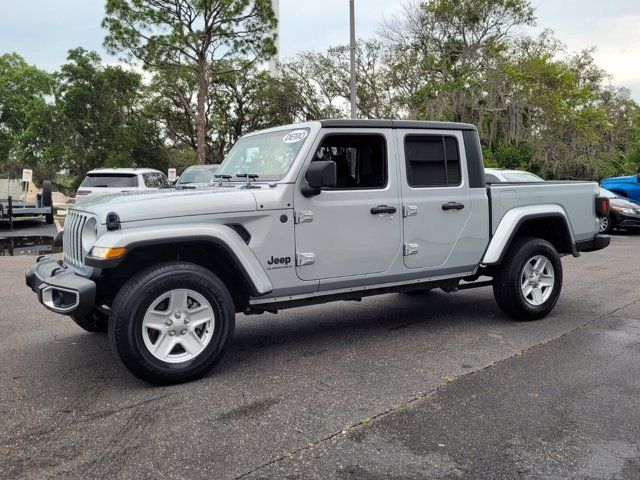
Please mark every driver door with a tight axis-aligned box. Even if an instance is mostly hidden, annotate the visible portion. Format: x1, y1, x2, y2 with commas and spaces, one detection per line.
293, 130, 402, 281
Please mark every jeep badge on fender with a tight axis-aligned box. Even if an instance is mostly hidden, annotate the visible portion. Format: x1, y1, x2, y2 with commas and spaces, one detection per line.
267, 256, 291, 266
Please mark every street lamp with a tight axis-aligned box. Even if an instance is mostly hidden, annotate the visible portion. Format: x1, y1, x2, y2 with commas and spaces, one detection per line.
269, 0, 280, 76
349, 0, 357, 119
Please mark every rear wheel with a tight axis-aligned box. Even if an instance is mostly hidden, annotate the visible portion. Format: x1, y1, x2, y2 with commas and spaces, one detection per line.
493, 237, 563, 321
109, 262, 235, 385
42, 180, 54, 224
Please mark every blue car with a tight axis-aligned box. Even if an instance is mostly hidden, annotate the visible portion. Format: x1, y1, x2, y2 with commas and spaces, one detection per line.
601, 174, 640, 202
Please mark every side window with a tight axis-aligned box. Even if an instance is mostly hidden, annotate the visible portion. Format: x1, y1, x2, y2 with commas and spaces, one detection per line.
405, 135, 461, 187
155, 173, 170, 187
142, 174, 154, 187
313, 134, 387, 189
143, 173, 168, 188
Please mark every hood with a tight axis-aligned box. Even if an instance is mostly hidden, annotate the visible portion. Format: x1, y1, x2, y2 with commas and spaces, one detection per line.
73, 186, 257, 223
602, 175, 639, 184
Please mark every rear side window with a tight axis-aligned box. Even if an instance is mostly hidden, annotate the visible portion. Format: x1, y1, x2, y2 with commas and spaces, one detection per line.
404, 135, 461, 187
80, 174, 138, 188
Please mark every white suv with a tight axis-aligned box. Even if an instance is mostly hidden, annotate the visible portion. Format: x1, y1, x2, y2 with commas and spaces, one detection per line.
76, 168, 170, 199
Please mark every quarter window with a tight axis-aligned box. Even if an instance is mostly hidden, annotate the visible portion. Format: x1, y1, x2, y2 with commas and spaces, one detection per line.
405, 135, 461, 187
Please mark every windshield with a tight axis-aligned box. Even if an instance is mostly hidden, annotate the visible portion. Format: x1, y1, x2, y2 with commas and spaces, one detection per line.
177, 165, 219, 185
216, 128, 311, 182
501, 172, 543, 182
80, 173, 138, 188
600, 188, 617, 198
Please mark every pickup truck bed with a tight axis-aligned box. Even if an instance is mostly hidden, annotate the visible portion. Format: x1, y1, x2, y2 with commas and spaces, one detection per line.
485, 181, 601, 264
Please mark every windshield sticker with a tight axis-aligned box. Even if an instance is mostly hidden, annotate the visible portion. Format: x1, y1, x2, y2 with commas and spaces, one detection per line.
283, 130, 308, 144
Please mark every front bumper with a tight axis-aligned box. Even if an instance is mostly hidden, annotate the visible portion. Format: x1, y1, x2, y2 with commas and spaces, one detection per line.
575, 234, 611, 253
614, 212, 640, 229
25, 256, 96, 315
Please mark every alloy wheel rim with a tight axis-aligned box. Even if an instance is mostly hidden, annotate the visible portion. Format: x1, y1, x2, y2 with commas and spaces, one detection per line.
520, 255, 555, 306
142, 289, 215, 364
599, 217, 608, 232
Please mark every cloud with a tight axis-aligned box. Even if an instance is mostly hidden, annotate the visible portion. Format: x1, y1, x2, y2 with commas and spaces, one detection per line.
1, 0, 637, 100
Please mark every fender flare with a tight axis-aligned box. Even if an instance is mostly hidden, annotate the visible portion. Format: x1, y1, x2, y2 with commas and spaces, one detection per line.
482, 205, 577, 265
86, 224, 273, 296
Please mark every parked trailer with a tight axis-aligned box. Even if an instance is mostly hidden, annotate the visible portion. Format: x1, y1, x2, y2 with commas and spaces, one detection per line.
0, 180, 54, 229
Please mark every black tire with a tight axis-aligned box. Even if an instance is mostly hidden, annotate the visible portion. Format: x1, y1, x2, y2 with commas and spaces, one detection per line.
71, 309, 109, 333
42, 180, 53, 207
493, 237, 563, 321
42, 180, 54, 224
108, 262, 235, 385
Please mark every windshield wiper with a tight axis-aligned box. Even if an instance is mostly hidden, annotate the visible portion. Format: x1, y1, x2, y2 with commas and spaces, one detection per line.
236, 173, 260, 189
213, 174, 233, 187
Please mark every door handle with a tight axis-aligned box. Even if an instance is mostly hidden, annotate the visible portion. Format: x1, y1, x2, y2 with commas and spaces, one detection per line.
371, 205, 397, 215
442, 202, 465, 211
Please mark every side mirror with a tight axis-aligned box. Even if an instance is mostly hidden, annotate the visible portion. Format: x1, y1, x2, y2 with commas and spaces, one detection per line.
636, 173, 640, 182
302, 161, 337, 197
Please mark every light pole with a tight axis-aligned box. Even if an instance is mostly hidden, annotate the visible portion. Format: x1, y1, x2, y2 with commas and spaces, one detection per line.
349, 0, 357, 119
269, 0, 280, 76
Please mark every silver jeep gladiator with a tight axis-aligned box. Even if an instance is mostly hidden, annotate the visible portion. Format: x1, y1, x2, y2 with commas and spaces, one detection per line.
26, 120, 610, 384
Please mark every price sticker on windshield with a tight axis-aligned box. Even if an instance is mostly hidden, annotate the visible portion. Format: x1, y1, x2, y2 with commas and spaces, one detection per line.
283, 130, 308, 144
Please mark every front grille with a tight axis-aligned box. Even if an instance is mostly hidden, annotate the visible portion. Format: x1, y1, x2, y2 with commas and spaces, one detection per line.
63, 210, 91, 269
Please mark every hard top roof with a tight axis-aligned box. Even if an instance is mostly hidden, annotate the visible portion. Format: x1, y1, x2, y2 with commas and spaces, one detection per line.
320, 119, 477, 131
87, 168, 162, 175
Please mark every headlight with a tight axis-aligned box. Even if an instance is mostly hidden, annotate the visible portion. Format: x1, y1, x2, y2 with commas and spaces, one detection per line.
89, 246, 126, 259
81, 217, 98, 251
613, 206, 636, 214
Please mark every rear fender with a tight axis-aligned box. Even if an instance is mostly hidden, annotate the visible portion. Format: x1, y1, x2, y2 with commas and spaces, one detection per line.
482, 205, 576, 265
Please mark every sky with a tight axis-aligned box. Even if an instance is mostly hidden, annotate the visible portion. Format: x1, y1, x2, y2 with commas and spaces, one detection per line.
0, 0, 639, 100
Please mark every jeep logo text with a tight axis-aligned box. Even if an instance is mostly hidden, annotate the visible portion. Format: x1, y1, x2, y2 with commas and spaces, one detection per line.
267, 256, 291, 266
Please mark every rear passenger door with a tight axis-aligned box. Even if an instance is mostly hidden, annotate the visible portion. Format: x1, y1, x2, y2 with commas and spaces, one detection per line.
397, 130, 472, 270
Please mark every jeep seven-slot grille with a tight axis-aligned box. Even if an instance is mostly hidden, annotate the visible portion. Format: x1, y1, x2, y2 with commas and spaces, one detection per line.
63, 210, 90, 268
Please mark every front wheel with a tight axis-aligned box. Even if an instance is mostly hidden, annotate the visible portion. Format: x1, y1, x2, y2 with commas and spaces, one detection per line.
493, 237, 563, 321
109, 262, 235, 385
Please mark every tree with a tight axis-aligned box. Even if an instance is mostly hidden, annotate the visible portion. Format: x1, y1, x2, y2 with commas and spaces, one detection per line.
280, 41, 398, 120
381, 0, 536, 121
103, 0, 277, 164
0, 53, 53, 179
20, 49, 168, 189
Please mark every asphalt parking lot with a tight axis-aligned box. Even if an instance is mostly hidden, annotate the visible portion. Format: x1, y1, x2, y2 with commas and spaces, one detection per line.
1, 233, 639, 479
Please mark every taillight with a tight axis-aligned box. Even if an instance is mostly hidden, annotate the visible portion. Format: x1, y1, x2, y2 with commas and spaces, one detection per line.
595, 196, 609, 218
